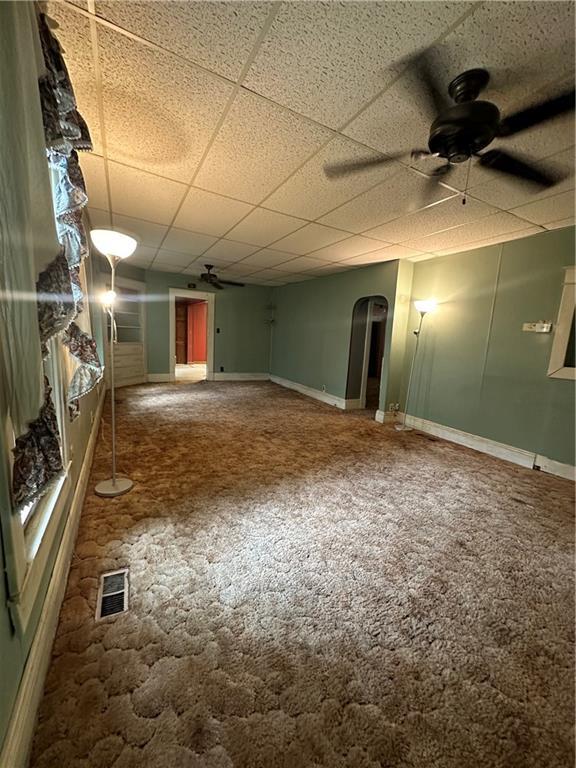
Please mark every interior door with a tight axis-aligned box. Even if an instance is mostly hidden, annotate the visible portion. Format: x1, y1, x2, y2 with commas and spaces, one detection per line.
187, 301, 207, 363
175, 301, 187, 364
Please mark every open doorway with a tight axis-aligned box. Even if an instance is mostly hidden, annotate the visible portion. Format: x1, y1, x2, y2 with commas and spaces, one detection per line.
175, 298, 207, 383
169, 289, 215, 383
346, 296, 388, 410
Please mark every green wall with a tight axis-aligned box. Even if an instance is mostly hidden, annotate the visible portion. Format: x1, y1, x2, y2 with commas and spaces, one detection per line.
404, 227, 575, 465
143, 271, 273, 375
270, 260, 400, 407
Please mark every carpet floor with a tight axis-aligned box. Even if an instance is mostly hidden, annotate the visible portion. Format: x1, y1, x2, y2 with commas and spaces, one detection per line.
30, 382, 574, 768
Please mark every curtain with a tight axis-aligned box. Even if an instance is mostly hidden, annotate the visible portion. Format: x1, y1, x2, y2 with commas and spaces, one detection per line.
6, 3, 104, 512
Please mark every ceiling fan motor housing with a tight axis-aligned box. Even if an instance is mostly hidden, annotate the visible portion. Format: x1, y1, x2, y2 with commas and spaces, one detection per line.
428, 100, 501, 163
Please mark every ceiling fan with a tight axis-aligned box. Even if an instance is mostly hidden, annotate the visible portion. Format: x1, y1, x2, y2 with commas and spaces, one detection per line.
325, 50, 574, 198
188, 264, 244, 291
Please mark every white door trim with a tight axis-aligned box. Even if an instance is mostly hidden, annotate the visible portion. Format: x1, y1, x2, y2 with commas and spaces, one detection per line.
359, 298, 374, 409
168, 289, 215, 383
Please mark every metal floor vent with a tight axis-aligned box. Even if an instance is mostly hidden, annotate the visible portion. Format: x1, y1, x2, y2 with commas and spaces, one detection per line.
96, 568, 129, 620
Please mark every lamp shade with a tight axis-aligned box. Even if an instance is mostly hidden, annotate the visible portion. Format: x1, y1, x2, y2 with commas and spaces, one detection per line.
414, 299, 438, 315
90, 229, 137, 259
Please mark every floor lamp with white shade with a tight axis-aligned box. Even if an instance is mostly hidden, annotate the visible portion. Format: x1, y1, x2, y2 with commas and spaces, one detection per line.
90, 229, 138, 497
395, 298, 438, 432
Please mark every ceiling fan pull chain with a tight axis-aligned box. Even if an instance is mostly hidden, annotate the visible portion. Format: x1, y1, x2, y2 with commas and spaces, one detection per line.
462, 156, 472, 205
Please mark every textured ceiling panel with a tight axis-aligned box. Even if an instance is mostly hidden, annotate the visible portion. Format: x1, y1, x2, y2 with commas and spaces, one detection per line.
365, 196, 498, 244
308, 235, 389, 262
270, 223, 349, 255
201, 239, 260, 262
226, 208, 306, 246
183, 257, 237, 273
79, 154, 109, 210
162, 228, 217, 256
404, 212, 538, 253
128, 245, 157, 268
97, 25, 233, 182
107, 162, 186, 224
173, 188, 253, 236
544, 218, 575, 231
111, 214, 168, 248
509, 190, 575, 226
435, 226, 544, 256
194, 90, 332, 202
152, 249, 197, 268
319, 167, 457, 233
342, 245, 425, 265
243, 1, 471, 127
86, 207, 111, 230
264, 137, 403, 219
95, 1, 272, 80
238, 249, 299, 268
47, 3, 103, 153
274, 256, 331, 272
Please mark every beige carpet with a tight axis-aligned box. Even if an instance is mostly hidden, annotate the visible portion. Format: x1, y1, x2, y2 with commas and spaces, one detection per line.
30, 382, 574, 768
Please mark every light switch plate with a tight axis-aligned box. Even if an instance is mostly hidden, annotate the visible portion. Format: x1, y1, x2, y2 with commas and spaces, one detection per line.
522, 321, 553, 333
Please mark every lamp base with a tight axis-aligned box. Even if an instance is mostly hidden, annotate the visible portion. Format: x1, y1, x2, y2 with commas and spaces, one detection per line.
95, 477, 134, 497
394, 423, 414, 432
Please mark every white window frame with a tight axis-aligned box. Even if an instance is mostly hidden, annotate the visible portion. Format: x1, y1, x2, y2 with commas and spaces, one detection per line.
548, 266, 576, 380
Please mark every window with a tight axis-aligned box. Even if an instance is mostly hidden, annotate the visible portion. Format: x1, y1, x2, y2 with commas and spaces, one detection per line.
548, 267, 576, 380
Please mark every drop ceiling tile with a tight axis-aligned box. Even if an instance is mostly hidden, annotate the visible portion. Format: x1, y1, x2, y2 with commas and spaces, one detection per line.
201, 239, 260, 262
86, 207, 112, 230
183, 257, 236, 273
341, 246, 417, 266
162, 228, 217, 256
270, 223, 350, 255
153, 249, 195, 268
128, 245, 158, 268
149, 262, 185, 273
274, 256, 335, 273
238, 249, 297, 268
95, 1, 272, 80
243, 2, 471, 127
47, 3, 103, 153
264, 137, 403, 219
226, 208, 306, 246
79, 154, 109, 211
107, 162, 186, 224
305, 263, 353, 275
97, 25, 233, 182
434, 226, 543, 255
468, 149, 575, 210
111, 214, 168, 248
276, 274, 316, 283
403, 212, 537, 253
194, 90, 332, 202
218, 262, 262, 275
544, 217, 576, 231
319, 167, 457, 233
173, 188, 254, 236
365, 196, 498, 243
309, 235, 389, 262
246, 268, 289, 281
508, 191, 575, 225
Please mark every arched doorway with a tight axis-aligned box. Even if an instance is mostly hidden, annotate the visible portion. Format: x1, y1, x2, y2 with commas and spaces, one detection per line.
346, 296, 388, 410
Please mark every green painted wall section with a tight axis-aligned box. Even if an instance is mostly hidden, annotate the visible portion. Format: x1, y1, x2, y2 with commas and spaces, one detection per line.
404, 227, 575, 465
143, 271, 273, 375
270, 261, 400, 407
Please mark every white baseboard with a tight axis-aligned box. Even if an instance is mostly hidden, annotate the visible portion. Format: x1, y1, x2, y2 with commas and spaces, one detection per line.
213, 373, 270, 381
535, 454, 576, 482
375, 409, 397, 423
343, 398, 363, 411
270, 375, 346, 409
383, 412, 575, 480
147, 373, 171, 383
0, 389, 105, 768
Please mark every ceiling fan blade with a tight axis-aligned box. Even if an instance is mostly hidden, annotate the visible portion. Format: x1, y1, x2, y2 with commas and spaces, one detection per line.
219, 279, 245, 287
420, 163, 454, 204
399, 48, 449, 119
477, 149, 561, 188
324, 152, 404, 178
213, 281, 224, 290
498, 89, 575, 136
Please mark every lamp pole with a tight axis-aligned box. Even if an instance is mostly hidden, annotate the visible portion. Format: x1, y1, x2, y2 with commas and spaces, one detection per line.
395, 310, 426, 431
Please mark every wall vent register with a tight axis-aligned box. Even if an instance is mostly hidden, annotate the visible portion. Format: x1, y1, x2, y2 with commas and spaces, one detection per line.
96, 569, 129, 620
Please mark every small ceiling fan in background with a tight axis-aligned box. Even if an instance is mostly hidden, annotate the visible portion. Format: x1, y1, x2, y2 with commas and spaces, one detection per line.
188, 264, 244, 291
325, 48, 575, 201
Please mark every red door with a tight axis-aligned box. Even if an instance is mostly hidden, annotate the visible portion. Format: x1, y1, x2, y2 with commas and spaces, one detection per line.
187, 302, 207, 363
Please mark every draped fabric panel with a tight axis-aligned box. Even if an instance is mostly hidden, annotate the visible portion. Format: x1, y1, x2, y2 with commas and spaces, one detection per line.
9, 4, 104, 513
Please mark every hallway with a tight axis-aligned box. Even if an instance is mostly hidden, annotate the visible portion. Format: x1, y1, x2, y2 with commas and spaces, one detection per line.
31, 382, 574, 768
